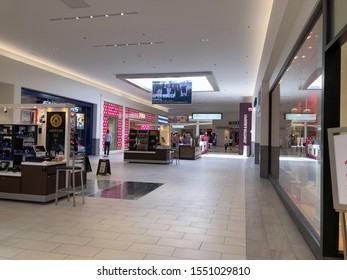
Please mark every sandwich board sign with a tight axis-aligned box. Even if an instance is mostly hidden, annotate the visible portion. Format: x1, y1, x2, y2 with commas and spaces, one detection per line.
327, 127, 347, 211
327, 127, 347, 259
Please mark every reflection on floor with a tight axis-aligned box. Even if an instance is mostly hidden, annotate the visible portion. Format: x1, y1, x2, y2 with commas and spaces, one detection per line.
88, 181, 164, 200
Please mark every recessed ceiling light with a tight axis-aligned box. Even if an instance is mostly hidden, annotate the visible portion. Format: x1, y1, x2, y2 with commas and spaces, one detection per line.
50, 11, 138, 21
94, 42, 164, 48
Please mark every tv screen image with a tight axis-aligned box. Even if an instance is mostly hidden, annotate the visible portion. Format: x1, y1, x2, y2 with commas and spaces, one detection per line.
76, 113, 85, 129
152, 80, 192, 104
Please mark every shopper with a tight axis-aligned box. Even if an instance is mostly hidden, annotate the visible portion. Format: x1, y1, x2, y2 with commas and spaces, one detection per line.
104, 129, 112, 156
224, 136, 229, 152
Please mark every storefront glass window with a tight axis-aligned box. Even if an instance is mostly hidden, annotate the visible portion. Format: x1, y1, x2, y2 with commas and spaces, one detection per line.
21, 88, 93, 155
125, 108, 156, 149
276, 16, 322, 236
103, 102, 123, 150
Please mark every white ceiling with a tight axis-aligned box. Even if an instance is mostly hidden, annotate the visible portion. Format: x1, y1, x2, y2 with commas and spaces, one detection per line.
0, 0, 300, 116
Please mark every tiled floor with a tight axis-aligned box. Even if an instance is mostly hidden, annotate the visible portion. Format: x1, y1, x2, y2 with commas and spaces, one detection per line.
0, 150, 315, 260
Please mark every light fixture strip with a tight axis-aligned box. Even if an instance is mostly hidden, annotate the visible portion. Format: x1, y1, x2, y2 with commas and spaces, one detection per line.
94, 42, 164, 48
50, 11, 138, 21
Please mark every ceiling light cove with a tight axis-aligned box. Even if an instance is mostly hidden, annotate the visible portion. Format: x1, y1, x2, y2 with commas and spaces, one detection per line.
50, 12, 138, 21
117, 72, 219, 93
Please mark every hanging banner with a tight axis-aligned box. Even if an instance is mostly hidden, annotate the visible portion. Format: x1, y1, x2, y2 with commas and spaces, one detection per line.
239, 103, 252, 155
46, 112, 66, 156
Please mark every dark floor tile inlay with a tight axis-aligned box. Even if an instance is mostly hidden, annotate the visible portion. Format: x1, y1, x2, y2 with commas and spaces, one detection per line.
89, 181, 164, 200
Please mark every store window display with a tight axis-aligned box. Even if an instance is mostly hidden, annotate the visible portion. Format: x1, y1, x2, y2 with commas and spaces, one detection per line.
275, 16, 322, 236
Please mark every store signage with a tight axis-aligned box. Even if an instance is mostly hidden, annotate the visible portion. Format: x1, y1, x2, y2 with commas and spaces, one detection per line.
239, 103, 252, 155
158, 115, 168, 124
139, 112, 146, 119
192, 113, 222, 120
46, 112, 66, 156
285, 114, 316, 122
168, 115, 189, 123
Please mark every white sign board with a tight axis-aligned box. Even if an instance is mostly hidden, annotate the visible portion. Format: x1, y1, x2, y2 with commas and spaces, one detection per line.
328, 127, 347, 211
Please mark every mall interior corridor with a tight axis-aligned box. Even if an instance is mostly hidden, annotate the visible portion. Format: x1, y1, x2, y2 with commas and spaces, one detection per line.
0, 151, 315, 260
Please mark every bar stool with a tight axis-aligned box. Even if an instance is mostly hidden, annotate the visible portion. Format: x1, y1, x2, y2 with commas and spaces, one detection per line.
55, 152, 85, 207
172, 148, 180, 165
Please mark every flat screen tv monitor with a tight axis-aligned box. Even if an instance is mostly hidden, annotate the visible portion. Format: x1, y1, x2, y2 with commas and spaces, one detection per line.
76, 113, 85, 129
152, 80, 192, 104
33, 145, 47, 157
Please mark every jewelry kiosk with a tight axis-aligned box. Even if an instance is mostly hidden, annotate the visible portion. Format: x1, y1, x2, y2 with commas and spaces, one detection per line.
0, 103, 77, 202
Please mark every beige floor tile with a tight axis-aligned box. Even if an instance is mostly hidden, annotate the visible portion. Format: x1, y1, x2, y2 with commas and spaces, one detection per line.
72, 222, 113, 231
224, 237, 246, 247
0, 153, 316, 260
156, 219, 192, 227
47, 234, 92, 246
245, 239, 272, 259
116, 233, 160, 244
266, 234, 293, 251
190, 222, 227, 230
221, 253, 246, 260
0, 246, 25, 258
127, 243, 175, 256
10, 230, 54, 241
95, 248, 146, 260
172, 248, 221, 260
270, 250, 297, 260
107, 225, 147, 235
51, 243, 102, 258
157, 238, 201, 249
144, 229, 184, 239
0, 227, 20, 236
206, 229, 245, 239
183, 233, 225, 244
169, 226, 207, 235
133, 222, 170, 231
79, 229, 120, 240
13, 239, 60, 252
200, 242, 246, 255
13, 250, 67, 260
0, 236, 22, 246
87, 238, 133, 250
144, 254, 189, 260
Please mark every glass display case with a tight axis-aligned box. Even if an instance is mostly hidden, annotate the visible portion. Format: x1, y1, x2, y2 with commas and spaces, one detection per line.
0, 124, 37, 164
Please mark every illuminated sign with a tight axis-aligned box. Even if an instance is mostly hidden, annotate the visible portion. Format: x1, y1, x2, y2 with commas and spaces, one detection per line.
192, 113, 222, 120
286, 114, 316, 122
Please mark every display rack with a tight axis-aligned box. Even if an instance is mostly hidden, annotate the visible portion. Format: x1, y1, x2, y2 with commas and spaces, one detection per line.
0, 125, 13, 161
0, 124, 37, 164
128, 130, 137, 150
136, 130, 149, 151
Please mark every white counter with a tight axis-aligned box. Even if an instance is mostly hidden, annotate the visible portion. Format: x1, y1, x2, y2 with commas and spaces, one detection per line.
21, 160, 67, 166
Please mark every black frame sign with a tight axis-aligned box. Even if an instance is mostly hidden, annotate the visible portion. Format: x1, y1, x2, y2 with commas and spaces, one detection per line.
327, 127, 347, 211
46, 112, 66, 156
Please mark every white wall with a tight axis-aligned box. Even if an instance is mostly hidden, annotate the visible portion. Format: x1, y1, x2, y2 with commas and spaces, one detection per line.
0, 54, 168, 153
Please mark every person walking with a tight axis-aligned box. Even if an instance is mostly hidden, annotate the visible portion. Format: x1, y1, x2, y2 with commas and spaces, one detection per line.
224, 136, 229, 152
104, 129, 112, 156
